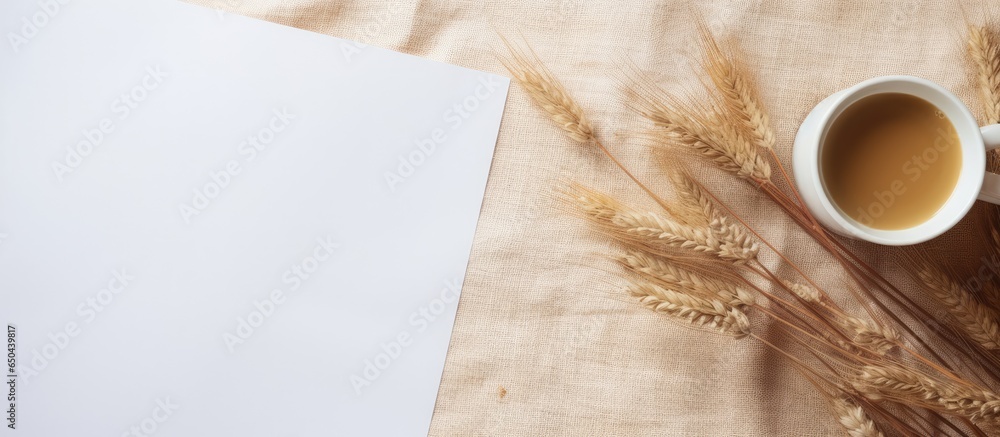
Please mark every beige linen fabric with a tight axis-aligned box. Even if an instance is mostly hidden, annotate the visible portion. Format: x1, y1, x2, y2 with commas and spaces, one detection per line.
184, 0, 998, 435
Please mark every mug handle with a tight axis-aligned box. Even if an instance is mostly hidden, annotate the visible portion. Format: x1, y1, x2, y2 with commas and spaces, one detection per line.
980, 125, 1000, 204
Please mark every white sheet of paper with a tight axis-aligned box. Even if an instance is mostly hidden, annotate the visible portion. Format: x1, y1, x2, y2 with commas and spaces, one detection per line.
0, 0, 508, 435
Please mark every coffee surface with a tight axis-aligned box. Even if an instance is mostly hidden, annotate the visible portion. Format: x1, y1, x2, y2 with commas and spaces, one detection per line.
821, 93, 962, 230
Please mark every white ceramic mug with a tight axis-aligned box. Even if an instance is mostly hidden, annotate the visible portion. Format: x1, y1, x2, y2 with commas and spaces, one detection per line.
793, 75, 1000, 246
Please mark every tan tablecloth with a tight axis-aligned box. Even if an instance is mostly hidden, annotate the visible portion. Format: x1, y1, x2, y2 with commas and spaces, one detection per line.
183, 0, 998, 434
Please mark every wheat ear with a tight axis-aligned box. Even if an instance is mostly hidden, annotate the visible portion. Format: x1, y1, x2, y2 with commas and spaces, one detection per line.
700, 27, 776, 151
777, 279, 897, 355
831, 396, 885, 437
667, 171, 759, 264
919, 267, 1000, 351
569, 185, 759, 264
613, 209, 758, 264
855, 364, 1000, 424
782, 280, 821, 303
665, 170, 718, 227
970, 26, 1000, 125
649, 107, 772, 182
708, 216, 759, 265
837, 316, 900, 356
620, 250, 754, 307
982, 282, 1000, 311
501, 43, 595, 143
627, 280, 750, 338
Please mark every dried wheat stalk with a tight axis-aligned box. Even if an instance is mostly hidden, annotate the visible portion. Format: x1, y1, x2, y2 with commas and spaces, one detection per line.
700, 25, 776, 152
783, 280, 821, 304
501, 44, 594, 143
570, 184, 758, 264
779, 278, 900, 355
644, 103, 772, 183
970, 26, 1000, 125
628, 280, 750, 338
832, 396, 886, 437
665, 170, 717, 227
856, 364, 1000, 423
918, 267, 1000, 351
836, 316, 900, 356
620, 250, 754, 307
970, 25, 1000, 173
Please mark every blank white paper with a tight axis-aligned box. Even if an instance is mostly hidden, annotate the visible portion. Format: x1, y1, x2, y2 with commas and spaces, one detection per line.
0, 0, 509, 435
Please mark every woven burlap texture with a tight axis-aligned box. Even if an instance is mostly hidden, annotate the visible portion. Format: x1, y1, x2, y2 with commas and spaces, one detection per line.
184, 0, 999, 435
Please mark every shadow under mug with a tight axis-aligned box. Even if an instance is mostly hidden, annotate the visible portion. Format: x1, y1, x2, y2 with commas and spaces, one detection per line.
792, 75, 1000, 246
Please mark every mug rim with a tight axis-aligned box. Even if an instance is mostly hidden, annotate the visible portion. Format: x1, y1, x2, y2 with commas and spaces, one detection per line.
806, 75, 986, 246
